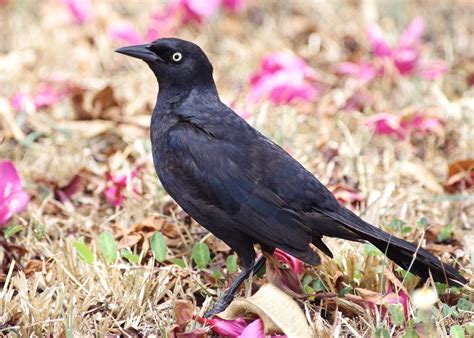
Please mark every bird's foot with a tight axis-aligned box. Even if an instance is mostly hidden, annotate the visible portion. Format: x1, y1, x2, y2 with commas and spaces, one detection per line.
204, 293, 234, 318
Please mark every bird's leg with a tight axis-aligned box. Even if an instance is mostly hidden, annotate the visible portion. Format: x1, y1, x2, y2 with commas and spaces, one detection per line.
204, 255, 266, 318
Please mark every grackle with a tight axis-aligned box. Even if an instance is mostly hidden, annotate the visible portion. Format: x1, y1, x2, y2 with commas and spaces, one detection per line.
116, 38, 466, 317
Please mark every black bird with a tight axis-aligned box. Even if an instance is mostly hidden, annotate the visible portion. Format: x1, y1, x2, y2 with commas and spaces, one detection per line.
116, 38, 466, 316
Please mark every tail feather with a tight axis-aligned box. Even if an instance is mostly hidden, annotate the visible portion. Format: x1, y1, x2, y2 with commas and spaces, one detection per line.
319, 206, 466, 286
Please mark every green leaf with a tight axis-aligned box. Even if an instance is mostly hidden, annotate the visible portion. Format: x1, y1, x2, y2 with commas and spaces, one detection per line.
339, 286, 352, 297
226, 254, 237, 273
364, 244, 383, 256
450, 325, 465, 338
73, 240, 94, 264
456, 297, 472, 311
212, 270, 223, 280
98, 231, 117, 264
437, 223, 454, 242
312, 279, 327, 292
416, 217, 428, 228
192, 242, 210, 269
169, 258, 186, 268
150, 232, 167, 262
4, 224, 23, 239
120, 248, 139, 264
388, 304, 405, 326
387, 218, 406, 232
302, 274, 313, 288
375, 328, 390, 338
466, 323, 473, 335
402, 327, 419, 338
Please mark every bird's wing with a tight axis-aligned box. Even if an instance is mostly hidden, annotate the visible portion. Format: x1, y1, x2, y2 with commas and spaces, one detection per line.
166, 118, 314, 256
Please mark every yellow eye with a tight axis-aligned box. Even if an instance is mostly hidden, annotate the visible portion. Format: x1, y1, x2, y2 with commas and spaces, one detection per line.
172, 52, 183, 62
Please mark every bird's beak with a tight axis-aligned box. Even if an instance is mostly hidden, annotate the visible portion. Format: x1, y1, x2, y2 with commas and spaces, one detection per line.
115, 44, 162, 63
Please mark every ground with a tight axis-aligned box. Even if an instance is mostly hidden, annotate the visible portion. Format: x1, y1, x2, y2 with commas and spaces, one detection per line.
0, 0, 473, 337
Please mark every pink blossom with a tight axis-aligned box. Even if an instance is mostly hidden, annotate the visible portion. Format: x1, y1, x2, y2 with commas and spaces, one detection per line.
250, 52, 322, 105
364, 111, 443, 140
0, 160, 30, 226
339, 17, 447, 84
108, 23, 144, 45
194, 316, 286, 337
383, 287, 410, 320
104, 170, 139, 207
240, 319, 265, 338
366, 23, 392, 57
10, 84, 68, 112
364, 113, 404, 138
180, 0, 221, 24
63, 0, 92, 24
335, 61, 380, 85
194, 316, 247, 337
222, 0, 247, 12
273, 248, 303, 276
10, 93, 30, 112
366, 17, 447, 79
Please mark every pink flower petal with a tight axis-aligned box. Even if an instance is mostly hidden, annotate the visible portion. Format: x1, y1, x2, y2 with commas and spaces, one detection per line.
180, 0, 221, 23
417, 60, 448, 80
222, 0, 247, 12
335, 61, 379, 84
146, 4, 180, 40
239, 319, 265, 338
194, 316, 247, 337
10, 93, 30, 112
250, 52, 321, 105
33, 85, 64, 109
63, 0, 92, 24
274, 248, 303, 276
364, 113, 405, 139
109, 22, 144, 45
104, 170, 139, 206
398, 17, 425, 49
366, 23, 392, 57
0, 160, 30, 226
393, 47, 418, 75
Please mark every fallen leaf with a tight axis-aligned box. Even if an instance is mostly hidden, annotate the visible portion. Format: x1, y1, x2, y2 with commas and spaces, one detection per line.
217, 283, 312, 338
175, 300, 194, 331
443, 159, 474, 192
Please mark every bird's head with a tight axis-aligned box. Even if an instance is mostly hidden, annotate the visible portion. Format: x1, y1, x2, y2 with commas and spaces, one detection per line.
116, 38, 214, 91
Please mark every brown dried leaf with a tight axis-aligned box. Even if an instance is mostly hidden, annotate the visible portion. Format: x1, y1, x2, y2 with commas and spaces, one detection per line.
217, 283, 312, 337
175, 300, 194, 331
443, 159, 474, 192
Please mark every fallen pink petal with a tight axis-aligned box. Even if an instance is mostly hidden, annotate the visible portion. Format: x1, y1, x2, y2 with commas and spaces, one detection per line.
392, 47, 419, 75
0, 160, 30, 226
366, 23, 393, 57
63, 0, 92, 24
239, 319, 265, 338
417, 60, 448, 80
109, 22, 144, 45
335, 62, 380, 84
222, 0, 247, 12
250, 52, 321, 105
104, 170, 139, 206
179, 0, 221, 24
194, 315, 247, 337
364, 113, 404, 138
274, 248, 303, 275
397, 17, 425, 49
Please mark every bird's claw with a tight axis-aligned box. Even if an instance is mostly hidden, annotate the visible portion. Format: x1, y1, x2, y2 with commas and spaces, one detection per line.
204, 294, 234, 318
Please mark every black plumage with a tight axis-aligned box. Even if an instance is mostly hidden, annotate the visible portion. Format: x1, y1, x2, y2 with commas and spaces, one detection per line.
116, 38, 466, 315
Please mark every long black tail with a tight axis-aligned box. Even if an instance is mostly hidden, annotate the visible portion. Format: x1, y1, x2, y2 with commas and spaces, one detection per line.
321, 206, 466, 286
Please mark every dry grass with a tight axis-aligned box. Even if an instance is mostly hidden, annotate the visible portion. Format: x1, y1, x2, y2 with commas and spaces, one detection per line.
0, 0, 473, 336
